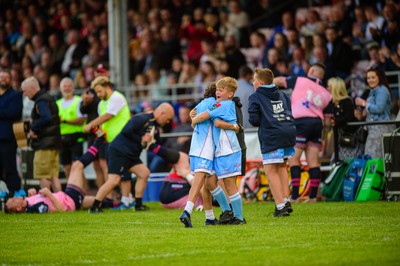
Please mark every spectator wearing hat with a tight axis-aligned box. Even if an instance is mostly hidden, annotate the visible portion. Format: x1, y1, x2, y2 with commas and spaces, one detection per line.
95, 63, 110, 78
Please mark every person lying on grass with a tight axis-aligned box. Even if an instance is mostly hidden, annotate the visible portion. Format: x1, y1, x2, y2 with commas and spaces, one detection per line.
4, 136, 112, 213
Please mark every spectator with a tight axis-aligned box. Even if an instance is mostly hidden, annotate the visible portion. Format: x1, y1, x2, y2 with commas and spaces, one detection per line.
299, 9, 325, 37
56, 77, 86, 179
21, 76, 62, 192
352, 6, 369, 60
235, 65, 254, 129
244, 31, 266, 68
179, 15, 214, 64
267, 11, 295, 49
0, 69, 23, 195
156, 25, 181, 71
227, 0, 250, 47
223, 34, 247, 78
289, 47, 308, 77
325, 26, 354, 80
380, 3, 400, 52
364, 5, 385, 43
328, 77, 363, 160
328, 3, 353, 42
355, 67, 396, 158
48, 33, 66, 75
178, 59, 198, 84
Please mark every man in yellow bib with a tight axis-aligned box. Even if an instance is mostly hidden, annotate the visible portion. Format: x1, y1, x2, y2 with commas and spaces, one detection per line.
57, 78, 86, 178
83, 76, 132, 208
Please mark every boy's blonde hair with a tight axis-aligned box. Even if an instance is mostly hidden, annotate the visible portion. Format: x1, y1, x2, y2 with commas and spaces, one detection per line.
216, 77, 238, 94
91, 76, 111, 89
254, 68, 274, 85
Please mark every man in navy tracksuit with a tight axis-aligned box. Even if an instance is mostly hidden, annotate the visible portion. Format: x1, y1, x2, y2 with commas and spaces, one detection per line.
248, 68, 296, 217
0, 70, 23, 195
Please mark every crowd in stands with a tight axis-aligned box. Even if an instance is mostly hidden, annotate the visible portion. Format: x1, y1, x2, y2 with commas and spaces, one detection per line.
0, 0, 399, 110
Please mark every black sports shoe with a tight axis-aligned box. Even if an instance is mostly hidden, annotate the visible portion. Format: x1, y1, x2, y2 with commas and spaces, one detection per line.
217, 210, 234, 225
89, 207, 103, 213
205, 218, 218, 226
135, 205, 150, 211
229, 217, 246, 225
285, 202, 293, 213
180, 210, 193, 228
273, 206, 290, 217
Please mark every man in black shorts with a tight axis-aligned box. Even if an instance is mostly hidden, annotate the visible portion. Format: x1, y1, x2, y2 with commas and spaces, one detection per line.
89, 103, 176, 213
274, 64, 333, 202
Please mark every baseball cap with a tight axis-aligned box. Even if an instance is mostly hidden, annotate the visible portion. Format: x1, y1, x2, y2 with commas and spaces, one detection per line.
95, 63, 109, 73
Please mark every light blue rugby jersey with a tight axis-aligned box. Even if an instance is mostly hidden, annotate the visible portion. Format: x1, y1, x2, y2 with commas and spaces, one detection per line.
189, 97, 216, 160
206, 100, 241, 157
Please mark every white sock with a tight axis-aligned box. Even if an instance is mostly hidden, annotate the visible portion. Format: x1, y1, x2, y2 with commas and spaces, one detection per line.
276, 203, 285, 210
205, 210, 215, 220
284, 198, 290, 203
121, 196, 130, 206
184, 201, 195, 215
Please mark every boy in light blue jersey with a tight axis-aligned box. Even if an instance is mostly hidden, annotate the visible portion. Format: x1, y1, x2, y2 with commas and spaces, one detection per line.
179, 83, 238, 228
191, 77, 245, 225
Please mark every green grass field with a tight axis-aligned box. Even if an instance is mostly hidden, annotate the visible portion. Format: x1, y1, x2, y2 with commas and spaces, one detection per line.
1, 201, 399, 266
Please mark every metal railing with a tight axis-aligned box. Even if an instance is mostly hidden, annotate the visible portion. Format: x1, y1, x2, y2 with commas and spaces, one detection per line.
346, 71, 400, 99
333, 120, 400, 163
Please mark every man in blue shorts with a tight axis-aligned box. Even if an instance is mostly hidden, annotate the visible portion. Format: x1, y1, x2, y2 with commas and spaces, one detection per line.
249, 68, 296, 217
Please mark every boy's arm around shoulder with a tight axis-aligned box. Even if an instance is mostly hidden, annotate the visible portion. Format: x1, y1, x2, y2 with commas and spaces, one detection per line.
191, 111, 210, 127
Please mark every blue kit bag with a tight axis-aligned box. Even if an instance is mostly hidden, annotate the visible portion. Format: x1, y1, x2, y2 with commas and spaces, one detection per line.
342, 154, 371, 201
